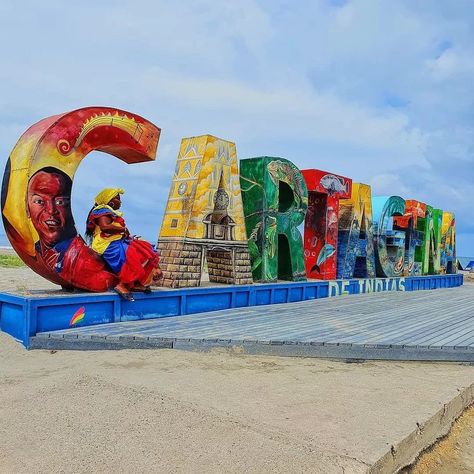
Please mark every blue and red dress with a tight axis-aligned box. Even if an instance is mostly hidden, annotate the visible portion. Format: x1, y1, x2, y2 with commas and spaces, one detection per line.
86, 205, 159, 286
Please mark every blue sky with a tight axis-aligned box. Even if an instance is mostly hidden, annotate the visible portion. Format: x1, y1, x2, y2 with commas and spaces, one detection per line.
0, 0, 473, 255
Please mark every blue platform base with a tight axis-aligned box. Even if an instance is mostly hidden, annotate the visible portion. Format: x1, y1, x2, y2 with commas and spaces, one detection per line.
0, 274, 463, 348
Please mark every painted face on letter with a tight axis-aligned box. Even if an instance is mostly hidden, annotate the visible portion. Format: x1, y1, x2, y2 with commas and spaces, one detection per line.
27, 171, 74, 247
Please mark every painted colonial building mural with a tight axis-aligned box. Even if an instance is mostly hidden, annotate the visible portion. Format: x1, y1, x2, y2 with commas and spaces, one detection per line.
157, 135, 253, 288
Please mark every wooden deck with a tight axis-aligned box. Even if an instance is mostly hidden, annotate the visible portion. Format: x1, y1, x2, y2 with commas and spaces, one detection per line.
31, 284, 474, 361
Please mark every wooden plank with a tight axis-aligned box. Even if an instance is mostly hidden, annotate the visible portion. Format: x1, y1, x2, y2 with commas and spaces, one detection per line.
37, 285, 474, 360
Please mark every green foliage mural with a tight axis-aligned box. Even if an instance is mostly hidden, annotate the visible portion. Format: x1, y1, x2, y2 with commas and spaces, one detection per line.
417, 206, 442, 275
240, 157, 308, 282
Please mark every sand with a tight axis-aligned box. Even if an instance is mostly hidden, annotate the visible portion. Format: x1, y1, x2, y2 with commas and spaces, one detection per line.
0, 266, 59, 293
408, 405, 474, 473
1, 260, 474, 473
1, 331, 474, 474
1, 333, 332, 473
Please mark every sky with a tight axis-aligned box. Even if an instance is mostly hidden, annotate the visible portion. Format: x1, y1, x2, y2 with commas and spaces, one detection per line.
0, 0, 473, 255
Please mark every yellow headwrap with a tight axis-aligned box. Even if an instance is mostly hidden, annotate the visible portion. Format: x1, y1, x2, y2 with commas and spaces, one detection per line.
94, 188, 124, 206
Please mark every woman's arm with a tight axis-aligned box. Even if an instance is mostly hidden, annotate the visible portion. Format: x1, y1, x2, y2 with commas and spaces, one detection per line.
96, 215, 126, 234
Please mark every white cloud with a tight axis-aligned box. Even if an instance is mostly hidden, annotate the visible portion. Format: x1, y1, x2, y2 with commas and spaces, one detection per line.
369, 173, 410, 197
427, 47, 474, 81
0, 0, 473, 254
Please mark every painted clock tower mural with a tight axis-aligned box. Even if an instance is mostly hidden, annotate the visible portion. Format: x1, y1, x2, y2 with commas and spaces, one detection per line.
157, 135, 253, 288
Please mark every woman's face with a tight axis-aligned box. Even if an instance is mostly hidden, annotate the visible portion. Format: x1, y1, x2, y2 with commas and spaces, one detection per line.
108, 195, 122, 210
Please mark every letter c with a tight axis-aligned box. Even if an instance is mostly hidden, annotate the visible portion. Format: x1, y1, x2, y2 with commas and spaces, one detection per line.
1, 107, 160, 291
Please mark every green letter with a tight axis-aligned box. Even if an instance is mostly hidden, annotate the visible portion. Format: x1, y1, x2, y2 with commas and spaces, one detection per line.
240, 157, 308, 282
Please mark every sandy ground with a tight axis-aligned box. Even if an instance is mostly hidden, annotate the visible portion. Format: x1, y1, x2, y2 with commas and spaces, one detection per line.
1, 332, 474, 474
2, 333, 353, 474
407, 405, 474, 474
1, 260, 474, 473
0, 266, 59, 293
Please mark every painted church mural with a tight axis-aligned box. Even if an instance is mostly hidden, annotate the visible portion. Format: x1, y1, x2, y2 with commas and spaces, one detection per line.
1, 107, 458, 295
157, 135, 253, 288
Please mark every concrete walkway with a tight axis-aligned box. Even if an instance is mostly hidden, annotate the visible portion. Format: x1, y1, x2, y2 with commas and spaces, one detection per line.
2, 331, 474, 473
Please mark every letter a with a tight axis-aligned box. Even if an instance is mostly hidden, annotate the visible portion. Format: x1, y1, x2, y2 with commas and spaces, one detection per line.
337, 183, 376, 279
158, 135, 253, 288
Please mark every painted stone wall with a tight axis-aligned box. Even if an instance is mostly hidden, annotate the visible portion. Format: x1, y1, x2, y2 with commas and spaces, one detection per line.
240, 157, 308, 282
301, 169, 352, 280
157, 135, 253, 288
337, 183, 376, 279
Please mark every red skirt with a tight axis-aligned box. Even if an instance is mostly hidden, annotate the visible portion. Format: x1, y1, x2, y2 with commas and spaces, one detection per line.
118, 239, 160, 286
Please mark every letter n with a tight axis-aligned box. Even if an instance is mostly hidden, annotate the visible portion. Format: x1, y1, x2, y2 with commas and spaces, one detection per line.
418, 205, 442, 275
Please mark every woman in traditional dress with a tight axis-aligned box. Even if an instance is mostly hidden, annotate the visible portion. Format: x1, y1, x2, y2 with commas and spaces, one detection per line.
86, 188, 161, 301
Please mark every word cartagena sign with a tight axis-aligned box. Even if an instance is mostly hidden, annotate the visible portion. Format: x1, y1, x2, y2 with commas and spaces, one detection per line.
1, 107, 456, 292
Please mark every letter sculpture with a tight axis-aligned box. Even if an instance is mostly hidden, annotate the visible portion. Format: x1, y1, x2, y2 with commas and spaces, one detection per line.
1, 107, 459, 290
419, 205, 443, 275
372, 196, 406, 278
440, 212, 456, 274
1, 107, 160, 291
337, 183, 376, 279
393, 200, 426, 275
302, 169, 351, 280
240, 157, 308, 282
157, 135, 253, 287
